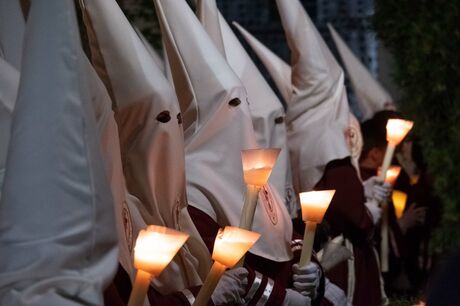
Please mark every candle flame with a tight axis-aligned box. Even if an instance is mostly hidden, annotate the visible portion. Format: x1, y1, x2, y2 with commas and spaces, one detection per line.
212, 226, 260, 268
392, 190, 408, 219
299, 190, 336, 223
241, 148, 281, 186
134, 225, 189, 276
386, 119, 414, 145
378, 165, 401, 186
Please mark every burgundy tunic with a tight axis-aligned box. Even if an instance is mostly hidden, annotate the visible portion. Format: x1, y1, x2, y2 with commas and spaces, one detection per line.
404, 171, 441, 291
316, 158, 382, 306
188, 205, 325, 306
104, 264, 213, 306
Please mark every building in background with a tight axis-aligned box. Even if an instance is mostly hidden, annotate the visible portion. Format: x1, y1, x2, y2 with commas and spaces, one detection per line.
121, 0, 397, 119
217, 0, 387, 119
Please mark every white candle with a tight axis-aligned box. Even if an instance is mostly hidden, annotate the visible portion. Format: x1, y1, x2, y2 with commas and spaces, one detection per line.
298, 190, 335, 266
379, 119, 413, 272
193, 227, 260, 306
128, 226, 189, 306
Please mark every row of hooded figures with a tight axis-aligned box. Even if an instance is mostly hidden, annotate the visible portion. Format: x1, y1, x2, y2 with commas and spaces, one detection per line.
0, 0, 431, 306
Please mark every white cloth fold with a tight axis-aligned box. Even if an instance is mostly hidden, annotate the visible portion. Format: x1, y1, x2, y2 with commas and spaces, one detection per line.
0, 1, 118, 305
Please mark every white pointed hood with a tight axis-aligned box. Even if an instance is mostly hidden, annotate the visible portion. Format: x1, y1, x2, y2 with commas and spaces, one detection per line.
232, 22, 292, 104
0, 58, 18, 198
0, 1, 117, 304
155, 0, 292, 262
133, 26, 166, 74
276, 0, 350, 192
0, 0, 25, 69
197, 1, 298, 216
84, 55, 143, 284
80, 0, 210, 293
328, 24, 395, 120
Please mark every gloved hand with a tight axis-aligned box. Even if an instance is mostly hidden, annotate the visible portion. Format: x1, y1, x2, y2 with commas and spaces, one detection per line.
211, 267, 248, 305
365, 199, 382, 225
292, 263, 320, 299
283, 289, 312, 306
324, 278, 352, 306
363, 176, 392, 202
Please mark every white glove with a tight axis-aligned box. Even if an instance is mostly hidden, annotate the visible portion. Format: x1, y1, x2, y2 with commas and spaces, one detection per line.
324, 278, 352, 306
365, 199, 382, 225
211, 267, 248, 305
292, 263, 320, 299
282, 289, 312, 306
363, 176, 392, 202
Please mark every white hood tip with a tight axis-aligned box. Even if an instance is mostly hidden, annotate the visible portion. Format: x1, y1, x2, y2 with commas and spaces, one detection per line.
327, 23, 395, 121
232, 21, 292, 105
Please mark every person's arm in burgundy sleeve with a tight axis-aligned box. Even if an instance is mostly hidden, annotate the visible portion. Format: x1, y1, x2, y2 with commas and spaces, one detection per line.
316, 158, 374, 243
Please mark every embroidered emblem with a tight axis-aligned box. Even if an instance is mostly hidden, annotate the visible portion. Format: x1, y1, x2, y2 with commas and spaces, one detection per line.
261, 186, 278, 225
122, 201, 134, 253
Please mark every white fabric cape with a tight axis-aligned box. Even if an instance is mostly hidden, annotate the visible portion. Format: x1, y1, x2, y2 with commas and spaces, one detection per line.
0, 1, 118, 304
0, 0, 25, 69
0, 58, 18, 198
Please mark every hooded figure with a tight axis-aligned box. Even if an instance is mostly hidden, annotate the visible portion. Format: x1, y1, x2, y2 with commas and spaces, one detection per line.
154, 1, 325, 305
0, 58, 18, 198
154, 0, 293, 263
0, 1, 118, 305
0, 0, 25, 69
275, 1, 385, 305
275, 0, 350, 193
196, 0, 298, 217
232, 22, 292, 105
328, 24, 396, 121
79, 0, 211, 297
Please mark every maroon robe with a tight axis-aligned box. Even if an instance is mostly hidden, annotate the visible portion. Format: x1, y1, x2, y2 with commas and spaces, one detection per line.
188, 206, 325, 306
404, 171, 441, 292
316, 157, 382, 306
104, 264, 212, 306
360, 165, 407, 296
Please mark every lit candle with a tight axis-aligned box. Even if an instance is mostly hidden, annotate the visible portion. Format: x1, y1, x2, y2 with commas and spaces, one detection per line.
379, 119, 413, 181
298, 190, 335, 266
193, 226, 260, 306
128, 226, 189, 306
379, 119, 413, 273
239, 148, 280, 230
383, 165, 402, 187
392, 190, 408, 219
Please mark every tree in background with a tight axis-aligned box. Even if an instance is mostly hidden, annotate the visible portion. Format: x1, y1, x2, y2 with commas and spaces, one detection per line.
374, 0, 460, 252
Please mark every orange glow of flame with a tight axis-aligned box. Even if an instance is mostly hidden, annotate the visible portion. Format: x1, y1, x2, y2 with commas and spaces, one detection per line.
299, 190, 336, 224
386, 119, 414, 145
212, 226, 260, 268
133, 225, 189, 276
241, 148, 281, 186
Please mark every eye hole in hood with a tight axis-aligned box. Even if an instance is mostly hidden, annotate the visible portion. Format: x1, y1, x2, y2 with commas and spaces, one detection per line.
228, 98, 241, 107
274, 116, 285, 124
156, 110, 171, 123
